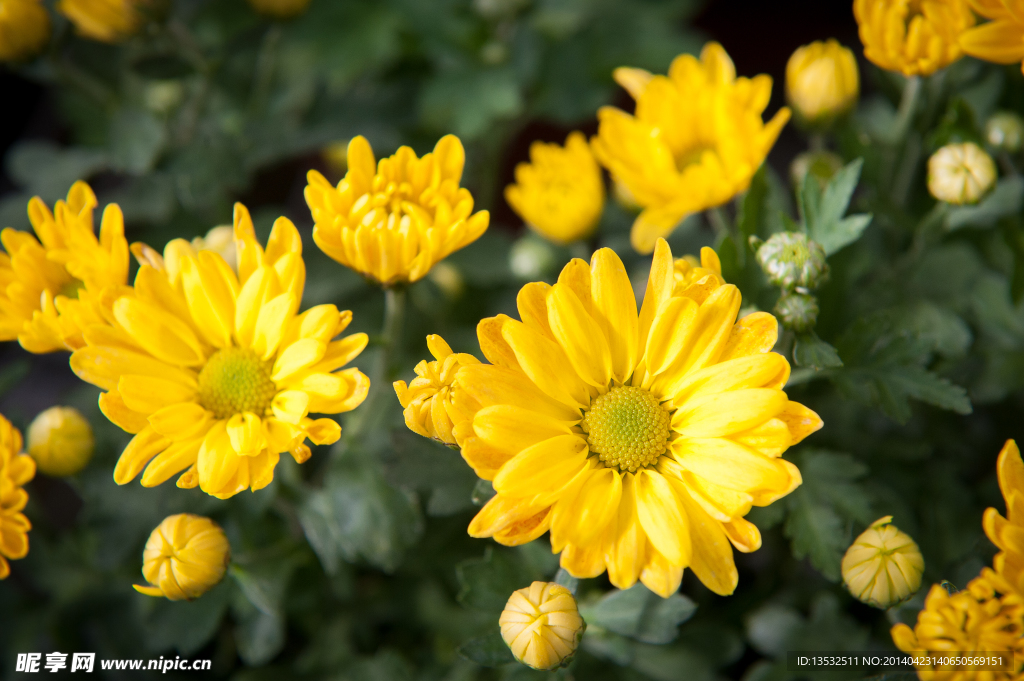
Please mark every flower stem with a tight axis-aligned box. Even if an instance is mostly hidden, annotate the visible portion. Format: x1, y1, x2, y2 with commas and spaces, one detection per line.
893, 75, 921, 143
345, 287, 406, 442
707, 206, 744, 266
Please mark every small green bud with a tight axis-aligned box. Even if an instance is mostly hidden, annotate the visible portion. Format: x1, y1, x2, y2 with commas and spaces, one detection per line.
986, 111, 1024, 153
755, 232, 830, 290
774, 292, 819, 333
790, 150, 843, 191
510, 235, 557, 280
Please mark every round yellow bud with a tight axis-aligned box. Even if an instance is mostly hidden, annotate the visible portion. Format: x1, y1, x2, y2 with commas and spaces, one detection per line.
842, 515, 924, 608
499, 581, 584, 671
0, 0, 51, 62
133, 514, 230, 601
246, 0, 311, 19
786, 40, 859, 125
927, 142, 997, 205
27, 407, 95, 477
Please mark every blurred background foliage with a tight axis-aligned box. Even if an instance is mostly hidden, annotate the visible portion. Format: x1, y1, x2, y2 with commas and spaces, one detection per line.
1, 0, 1023, 679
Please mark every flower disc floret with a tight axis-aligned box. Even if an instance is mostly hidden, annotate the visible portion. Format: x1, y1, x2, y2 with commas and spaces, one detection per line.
581, 386, 670, 473
198, 348, 278, 420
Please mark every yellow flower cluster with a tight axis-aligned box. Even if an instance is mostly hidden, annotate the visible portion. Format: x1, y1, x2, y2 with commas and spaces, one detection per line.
424, 241, 818, 597
592, 43, 789, 253
70, 204, 369, 499
891, 440, 1024, 679
854, 0, 975, 76
0, 413, 35, 580
305, 135, 490, 287
57, 0, 149, 43
0, 0, 50, 62
0, 181, 130, 354
134, 514, 230, 600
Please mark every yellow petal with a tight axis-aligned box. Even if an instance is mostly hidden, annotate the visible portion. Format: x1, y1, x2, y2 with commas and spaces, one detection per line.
547, 282, 612, 388
517, 282, 554, 338
639, 549, 684, 598
457, 364, 581, 422
140, 438, 202, 487
550, 467, 622, 548
305, 418, 341, 445
180, 252, 237, 349
493, 434, 589, 498
673, 481, 737, 595
718, 312, 778, 361
468, 494, 550, 538
960, 19, 1024, 64
114, 427, 170, 485
644, 296, 698, 377
590, 248, 639, 383
148, 402, 213, 441
477, 315, 522, 370
99, 390, 149, 434
776, 401, 823, 445
667, 284, 741, 377
493, 507, 552, 546
637, 238, 674, 355
272, 338, 327, 381
672, 388, 787, 438
671, 437, 789, 493
663, 353, 789, 405
118, 374, 198, 415
723, 517, 761, 553
604, 473, 647, 590
560, 542, 607, 579
272, 390, 309, 425
634, 469, 690, 567
197, 421, 247, 498
112, 297, 206, 367
502, 319, 590, 409
71, 346, 197, 392
227, 412, 266, 456
252, 293, 294, 360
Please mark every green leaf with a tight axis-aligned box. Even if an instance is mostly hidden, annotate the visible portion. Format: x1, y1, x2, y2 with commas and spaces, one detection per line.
793, 333, 843, 370
581, 583, 696, 645
382, 431, 479, 517
144, 580, 231, 655
945, 177, 1024, 231
804, 159, 872, 255
6, 141, 108, 202
457, 631, 516, 667
783, 450, 874, 580
109, 108, 166, 174
420, 66, 523, 140
456, 547, 529, 613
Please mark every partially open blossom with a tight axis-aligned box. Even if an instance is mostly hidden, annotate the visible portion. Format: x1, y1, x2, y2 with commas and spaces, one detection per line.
57, 0, 148, 43
842, 515, 924, 608
191, 226, 237, 273
500, 582, 584, 671
455, 240, 819, 597
672, 247, 725, 302
960, 0, 1024, 76
0, 181, 130, 354
505, 132, 605, 245
247, 0, 310, 18
592, 42, 789, 253
305, 135, 490, 287
0, 414, 34, 580
980, 440, 1024, 598
854, 0, 974, 77
0, 0, 50, 62
394, 335, 480, 446
927, 142, 997, 205
134, 514, 230, 600
27, 406, 95, 477
892, 578, 1024, 678
785, 40, 859, 125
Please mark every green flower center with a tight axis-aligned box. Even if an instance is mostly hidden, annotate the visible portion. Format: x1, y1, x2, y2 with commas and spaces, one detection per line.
59, 278, 84, 299
197, 348, 277, 420
580, 386, 671, 473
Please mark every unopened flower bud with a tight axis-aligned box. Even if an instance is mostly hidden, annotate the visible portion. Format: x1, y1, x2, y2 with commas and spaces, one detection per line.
0, 0, 50, 63
755, 232, 829, 291
774, 292, 819, 333
500, 581, 584, 671
510, 235, 557, 281
927, 142, 996, 205
246, 0, 311, 19
986, 112, 1024, 153
790, 150, 844, 191
134, 514, 230, 601
27, 407, 94, 477
786, 40, 859, 126
842, 515, 924, 608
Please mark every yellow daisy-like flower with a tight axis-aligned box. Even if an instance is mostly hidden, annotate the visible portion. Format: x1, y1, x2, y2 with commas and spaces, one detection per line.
393, 335, 479, 447
853, 0, 975, 77
0, 181, 130, 354
0, 413, 35, 580
960, 0, 1024, 75
505, 132, 605, 246
591, 42, 790, 254
891, 578, 1024, 680
980, 440, 1024, 598
785, 40, 860, 125
841, 515, 924, 608
672, 247, 725, 302
453, 239, 820, 597
0, 0, 50, 62
133, 514, 230, 600
70, 203, 370, 499
247, 0, 311, 19
500, 581, 584, 671
57, 0, 148, 42
304, 135, 490, 287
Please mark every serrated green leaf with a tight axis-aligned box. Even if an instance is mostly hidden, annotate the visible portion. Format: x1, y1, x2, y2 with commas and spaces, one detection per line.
457, 631, 516, 667
805, 159, 872, 255
793, 333, 843, 370
456, 547, 530, 613
582, 583, 696, 645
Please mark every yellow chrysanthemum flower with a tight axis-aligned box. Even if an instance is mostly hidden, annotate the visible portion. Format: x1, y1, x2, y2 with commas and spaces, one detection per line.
505, 132, 605, 246
0, 181, 130, 354
672, 247, 725, 302
133, 514, 230, 600
393, 335, 479, 447
453, 239, 820, 597
191, 226, 237, 273
0, 413, 35, 580
785, 40, 859, 125
70, 203, 370, 499
979, 440, 1024, 598
853, 0, 975, 77
27, 406, 95, 477
500, 582, 584, 671
591, 42, 790, 254
892, 578, 1024, 680
247, 0, 311, 19
0, 0, 50, 62
841, 515, 924, 608
960, 0, 1024, 75
57, 0, 147, 43
304, 135, 490, 287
